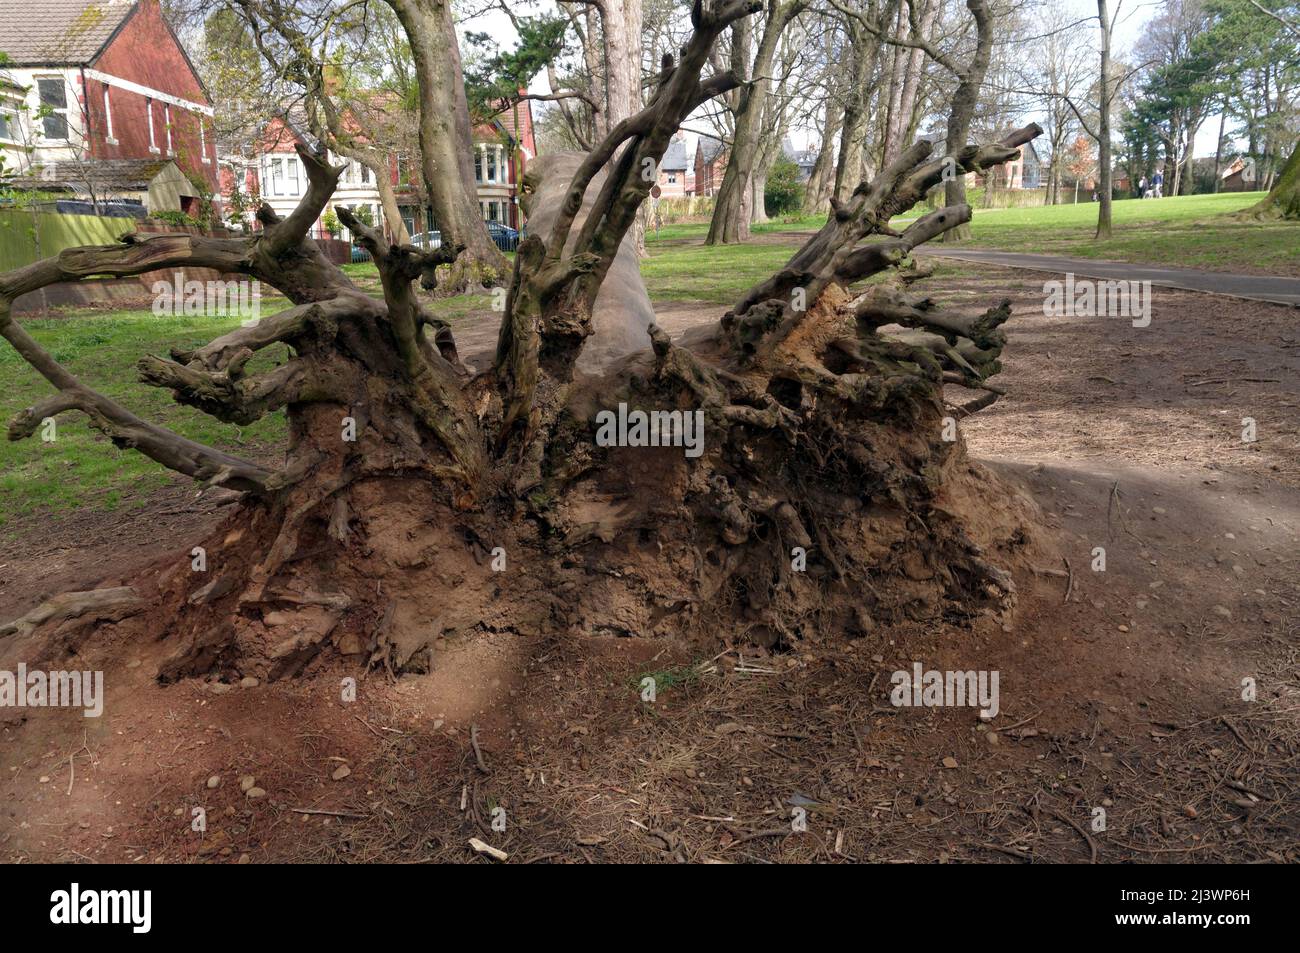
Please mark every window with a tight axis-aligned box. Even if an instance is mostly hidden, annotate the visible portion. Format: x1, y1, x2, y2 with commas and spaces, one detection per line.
474, 149, 483, 183
36, 77, 68, 140
486, 147, 498, 183
0, 99, 18, 142
164, 104, 173, 154
360, 162, 371, 185
286, 156, 300, 195
199, 118, 209, 163
146, 98, 158, 152
268, 157, 284, 195
102, 84, 115, 143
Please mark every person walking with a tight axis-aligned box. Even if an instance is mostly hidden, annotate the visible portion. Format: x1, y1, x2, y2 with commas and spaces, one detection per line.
1138, 175, 1148, 198
1152, 168, 1164, 198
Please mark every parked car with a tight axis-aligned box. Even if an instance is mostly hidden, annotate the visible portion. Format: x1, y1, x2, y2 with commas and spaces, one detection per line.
409, 230, 443, 249
485, 220, 520, 252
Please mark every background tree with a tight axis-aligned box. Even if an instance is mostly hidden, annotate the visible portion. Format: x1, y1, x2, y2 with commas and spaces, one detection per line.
833, 0, 1002, 241
705, 0, 808, 244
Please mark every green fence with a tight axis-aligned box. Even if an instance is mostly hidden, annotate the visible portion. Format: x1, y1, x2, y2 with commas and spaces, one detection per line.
0, 208, 134, 271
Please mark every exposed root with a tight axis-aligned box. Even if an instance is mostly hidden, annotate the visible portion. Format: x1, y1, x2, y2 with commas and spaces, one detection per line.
0, 587, 143, 640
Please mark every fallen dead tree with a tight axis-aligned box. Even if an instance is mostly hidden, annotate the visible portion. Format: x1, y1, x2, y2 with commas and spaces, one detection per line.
0, 0, 1044, 681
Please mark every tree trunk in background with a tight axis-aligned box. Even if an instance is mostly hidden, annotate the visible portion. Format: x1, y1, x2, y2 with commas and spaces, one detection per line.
802, 33, 844, 215
803, 101, 841, 214
751, 169, 769, 223
835, 12, 888, 203
602, 0, 644, 129
885, 0, 935, 167
1211, 108, 1224, 193
388, 0, 507, 286
1250, 140, 1300, 219
938, 0, 994, 242
1095, 0, 1113, 239
882, 2, 908, 166
707, 0, 805, 245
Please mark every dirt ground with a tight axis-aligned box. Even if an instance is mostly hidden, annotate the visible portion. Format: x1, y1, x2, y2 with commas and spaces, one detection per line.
1, 264, 1296, 863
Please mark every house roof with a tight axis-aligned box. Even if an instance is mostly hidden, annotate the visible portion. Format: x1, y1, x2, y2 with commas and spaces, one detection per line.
21, 157, 183, 192
0, 0, 137, 66
698, 135, 726, 163
662, 138, 689, 171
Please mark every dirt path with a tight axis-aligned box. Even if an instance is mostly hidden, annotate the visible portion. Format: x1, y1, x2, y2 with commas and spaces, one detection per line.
2, 264, 1296, 863
917, 248, 1300, 307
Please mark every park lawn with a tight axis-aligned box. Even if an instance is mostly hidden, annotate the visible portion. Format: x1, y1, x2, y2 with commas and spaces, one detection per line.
640, 240, 800, 302
649, 191, 1298, 275
0, 282, 494, 529
959, 191, 1300, 274
647, 213, 824, 243
0, 308, 298, 532
640, 223, 987, 301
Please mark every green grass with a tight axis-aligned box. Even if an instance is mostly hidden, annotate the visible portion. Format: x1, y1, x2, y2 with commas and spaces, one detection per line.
648, 213, 823, 242
648, 192, 1298, 275
958, 191, 1298, 273
641, 241, 800, 303
0, 308, 298, 533
0, 278, 499, 527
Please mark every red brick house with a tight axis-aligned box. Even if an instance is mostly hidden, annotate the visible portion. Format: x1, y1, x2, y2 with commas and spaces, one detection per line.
222, 100, 537, 239
694, 135, 728, 197
0, 0, 218, 207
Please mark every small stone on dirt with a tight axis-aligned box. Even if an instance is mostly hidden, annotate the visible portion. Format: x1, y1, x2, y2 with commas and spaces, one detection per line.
239, 775, 255, 792
240, 676, 259, 688
207, 775, 221, 789
942, 756, 958, 769
332, 765, 351, 781
246, 787, 266, 799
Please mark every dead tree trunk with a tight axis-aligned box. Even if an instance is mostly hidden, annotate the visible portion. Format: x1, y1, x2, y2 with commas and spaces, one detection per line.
0, 1, 1042, 684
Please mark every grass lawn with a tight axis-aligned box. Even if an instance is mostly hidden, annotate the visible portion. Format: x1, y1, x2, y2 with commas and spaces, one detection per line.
640, 241, 801, 303
0, 309, 294, 533
648, 191, 1297, 275
959, 191, 1299, 274
0, 278, 494, 528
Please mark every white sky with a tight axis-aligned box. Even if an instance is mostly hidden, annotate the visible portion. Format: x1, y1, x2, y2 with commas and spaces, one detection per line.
463, 0, 1230, 160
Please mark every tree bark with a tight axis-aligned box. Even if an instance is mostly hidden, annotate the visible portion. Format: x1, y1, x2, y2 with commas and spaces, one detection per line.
387, 0, 507, 286
937, 0, 994, 242
1249, 139, 1300, 219
1095, 0, 1114, 239
707, 0, 805, 244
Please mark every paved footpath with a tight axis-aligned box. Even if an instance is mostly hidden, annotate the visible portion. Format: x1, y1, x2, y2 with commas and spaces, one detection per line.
915, 248, 1300, 308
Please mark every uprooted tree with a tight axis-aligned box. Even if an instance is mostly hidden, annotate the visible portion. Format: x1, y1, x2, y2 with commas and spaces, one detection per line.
0, 0, 1044, 682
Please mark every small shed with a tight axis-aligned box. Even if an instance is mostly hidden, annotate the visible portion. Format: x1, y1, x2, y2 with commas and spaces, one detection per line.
8, 159, 202, 215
